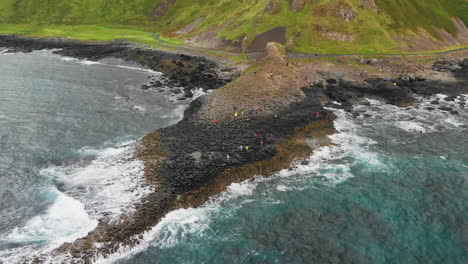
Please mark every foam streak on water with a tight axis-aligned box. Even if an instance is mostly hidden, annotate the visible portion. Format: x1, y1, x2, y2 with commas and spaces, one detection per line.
61, 56, 163, 75
43, 141, 153, 222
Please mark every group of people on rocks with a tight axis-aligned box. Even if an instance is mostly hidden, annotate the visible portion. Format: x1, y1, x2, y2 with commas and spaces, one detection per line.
211, 105, 322, 162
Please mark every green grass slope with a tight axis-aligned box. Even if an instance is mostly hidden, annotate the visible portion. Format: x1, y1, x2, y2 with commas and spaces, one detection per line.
0, 0, 467, 53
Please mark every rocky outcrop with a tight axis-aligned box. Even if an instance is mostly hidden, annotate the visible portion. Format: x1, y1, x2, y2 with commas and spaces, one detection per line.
200, 42, 306, 121
313, 1, 357, 22
314, 25, 357, 42
247, 27, 288, 52
152, 0, 177, 19
291, 0, 306, 12
360, 0, 378, 11
264, 0, 282, 14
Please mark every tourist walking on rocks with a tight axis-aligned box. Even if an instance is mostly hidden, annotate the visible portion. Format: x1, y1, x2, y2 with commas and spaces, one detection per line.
316, 112, 320, 118
255, 133, 260, 139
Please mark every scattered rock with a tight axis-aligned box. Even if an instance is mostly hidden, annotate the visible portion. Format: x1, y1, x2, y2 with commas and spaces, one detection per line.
444, 95, 457, 101
439, 106, 452, 111
141, 83, 151, 90
433, 59, 462, 72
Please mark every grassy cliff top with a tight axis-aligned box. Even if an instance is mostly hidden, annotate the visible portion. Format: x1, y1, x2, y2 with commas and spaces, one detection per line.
0, 0, 467, 53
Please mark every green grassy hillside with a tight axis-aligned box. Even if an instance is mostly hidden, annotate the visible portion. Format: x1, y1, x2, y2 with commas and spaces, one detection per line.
0, 0, 467, 53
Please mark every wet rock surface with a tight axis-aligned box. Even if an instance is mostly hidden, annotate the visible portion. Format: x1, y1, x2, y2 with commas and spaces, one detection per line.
323, 71, 467, 112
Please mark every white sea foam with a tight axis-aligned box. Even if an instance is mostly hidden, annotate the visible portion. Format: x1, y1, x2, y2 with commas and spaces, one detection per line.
132, 105, 145, 111
276, 185, 289, 192
61, 56, 162, 75
4, 188, 98, 247
89, 180, 259, 264
0, 141, 151, 263
0, 188, 98, 263
162, 88, 208, 122
359, 95, 468, 134
78, 60, 102, 66
395, 121, 428, 133
42, 141, 152, 222
61, 57, 78, 62
115, 65, 161, 75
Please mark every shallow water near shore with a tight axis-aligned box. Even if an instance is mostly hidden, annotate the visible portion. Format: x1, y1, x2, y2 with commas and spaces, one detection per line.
0, 50, 187, 261
1, 50, 467, 264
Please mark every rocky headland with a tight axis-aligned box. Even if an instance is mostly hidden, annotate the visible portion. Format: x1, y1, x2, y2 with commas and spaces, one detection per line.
0, 35, 466, 263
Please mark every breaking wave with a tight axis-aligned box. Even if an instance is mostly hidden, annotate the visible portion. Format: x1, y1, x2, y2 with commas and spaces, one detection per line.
0, 141, 151, 263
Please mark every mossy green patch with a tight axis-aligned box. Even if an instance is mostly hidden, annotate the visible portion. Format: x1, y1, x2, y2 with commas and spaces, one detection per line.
374, 0, 468, 38
0, 23, 179, 50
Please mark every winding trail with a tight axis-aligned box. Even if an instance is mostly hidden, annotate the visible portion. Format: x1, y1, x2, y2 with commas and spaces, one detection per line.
153, 34, 467, 60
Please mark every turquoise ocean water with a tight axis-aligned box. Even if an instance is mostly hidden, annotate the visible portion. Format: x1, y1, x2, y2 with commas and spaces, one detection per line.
0, 50, 466, 264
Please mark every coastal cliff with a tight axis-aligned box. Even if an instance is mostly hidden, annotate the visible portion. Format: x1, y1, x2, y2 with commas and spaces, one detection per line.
0, 35, 466, 262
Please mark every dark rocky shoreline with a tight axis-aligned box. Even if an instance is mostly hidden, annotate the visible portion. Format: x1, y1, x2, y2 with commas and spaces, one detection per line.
63, 60, 466, 262
1, 35, 467, 263
0, 35, 237, 100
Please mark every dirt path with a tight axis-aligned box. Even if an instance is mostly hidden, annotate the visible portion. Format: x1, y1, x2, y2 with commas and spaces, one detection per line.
153, 34, 467, 59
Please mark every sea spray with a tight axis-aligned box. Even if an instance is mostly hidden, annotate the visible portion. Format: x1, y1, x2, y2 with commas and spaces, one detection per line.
0, 141, 152, 263
41, 141, 153, 222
